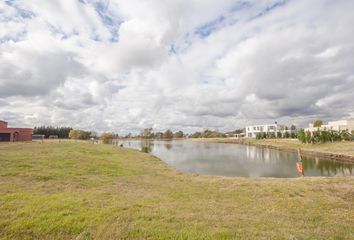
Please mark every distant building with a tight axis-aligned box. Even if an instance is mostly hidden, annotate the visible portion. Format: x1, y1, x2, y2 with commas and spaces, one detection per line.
304, 119, 354, 133
0, 120, 33, 142
225, 133, 245, 138
245, 122, 296, 138
32, 134, 45, 140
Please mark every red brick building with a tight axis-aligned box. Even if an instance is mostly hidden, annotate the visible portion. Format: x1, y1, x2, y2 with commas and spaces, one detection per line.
0, 120, 33, 142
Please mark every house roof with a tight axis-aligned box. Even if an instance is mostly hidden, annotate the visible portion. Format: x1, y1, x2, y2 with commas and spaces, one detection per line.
0, 120, 8, 123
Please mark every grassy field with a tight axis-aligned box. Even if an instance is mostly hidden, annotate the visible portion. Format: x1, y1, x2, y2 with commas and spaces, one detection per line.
188, 138, 354, 157
0, 142, 353, 239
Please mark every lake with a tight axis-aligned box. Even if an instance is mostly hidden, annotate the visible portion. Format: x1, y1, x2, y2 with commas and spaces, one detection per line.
114, 140, 353, 178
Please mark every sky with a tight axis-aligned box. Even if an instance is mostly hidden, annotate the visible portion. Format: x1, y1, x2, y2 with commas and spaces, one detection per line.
0, 0, 354, 134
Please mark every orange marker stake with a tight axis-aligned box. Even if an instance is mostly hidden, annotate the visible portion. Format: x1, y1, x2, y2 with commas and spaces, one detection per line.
296, 162, 304, 177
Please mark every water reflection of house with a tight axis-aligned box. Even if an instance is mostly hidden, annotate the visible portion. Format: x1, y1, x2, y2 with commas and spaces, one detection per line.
246, 146, 278, 163
0, 120, 33, 142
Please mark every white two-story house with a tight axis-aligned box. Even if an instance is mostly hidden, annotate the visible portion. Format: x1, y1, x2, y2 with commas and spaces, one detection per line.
245, 123, 279, 138
245, 122, 296, 138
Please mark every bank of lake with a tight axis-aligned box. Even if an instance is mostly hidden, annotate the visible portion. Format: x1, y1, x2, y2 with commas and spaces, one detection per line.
186, 138, 354, 163
0, 141, 353, 239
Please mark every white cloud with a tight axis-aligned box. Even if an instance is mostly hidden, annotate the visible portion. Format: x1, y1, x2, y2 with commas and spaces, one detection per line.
0, 0, 354, 133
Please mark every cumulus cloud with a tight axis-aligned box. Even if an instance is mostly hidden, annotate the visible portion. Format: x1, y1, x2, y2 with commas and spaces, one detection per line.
0, 46, 83, 97
0, 0, 354, 133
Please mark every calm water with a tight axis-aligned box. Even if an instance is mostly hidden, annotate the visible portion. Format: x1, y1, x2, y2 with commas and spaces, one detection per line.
114, 140, 353, 178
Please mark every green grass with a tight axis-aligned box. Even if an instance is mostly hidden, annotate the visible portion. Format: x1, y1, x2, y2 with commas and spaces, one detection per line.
0, 142, 353, 239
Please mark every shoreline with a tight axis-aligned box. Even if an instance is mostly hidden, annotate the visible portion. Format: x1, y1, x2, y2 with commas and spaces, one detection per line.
115, 138, 354, 163
184, 138, 354, 163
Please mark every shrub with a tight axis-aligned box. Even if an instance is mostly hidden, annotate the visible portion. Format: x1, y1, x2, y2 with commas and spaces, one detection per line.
297, 129, 352, 144
297, 129, 306, 143
306, 131, 312, 143
69, 129, 91, 140
256, 133, 265, 139
100, 133, 114, 144
267, 132, 276, 139
163, 130, 174, 139
256, 133, 261, 139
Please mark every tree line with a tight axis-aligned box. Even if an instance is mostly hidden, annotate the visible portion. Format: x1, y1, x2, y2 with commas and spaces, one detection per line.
68, 129, 92, 140
138, 128, 181, 139
33, 126, 73, 138
34, 125, 247, 140
190, 129, 227, 138
122, 128, 246, 139
297, 119, 354, 143
256, 131, 298, 139
297, 129, 353, 144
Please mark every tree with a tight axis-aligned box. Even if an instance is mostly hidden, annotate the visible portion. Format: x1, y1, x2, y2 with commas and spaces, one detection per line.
297, 129, 306, 143
69, 129, 91, 140
141, 128, 153, 139
192, 132, 202, 138
100, 132, 114, 144
202, 129, 212, 138
256, 133, 265, 139
200, 129, 226, 138
69, 129, 79, 139
340, 130, 351, 141
306, 131, 313, 143
313, 120, 323, 127
267, 132, 275, 139
173, 131, 184, 138
226, 129, 244, 134
277, 131, 282, 138
284, 132, 290, 138
154, 132, 164, 139
33, 126, 72, 138
298, 128, 352, 144
163, 129, 173, 139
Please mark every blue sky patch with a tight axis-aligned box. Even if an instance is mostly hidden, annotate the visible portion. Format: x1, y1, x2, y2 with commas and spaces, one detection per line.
252, 0, 288, 19
194, 15, 226, 38
194, 1, 253, 39
92, 1, 122, 42
4, 0, 35, 20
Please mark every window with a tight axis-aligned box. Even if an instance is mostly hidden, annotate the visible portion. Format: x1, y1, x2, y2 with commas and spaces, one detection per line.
0, 133, 11, 142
